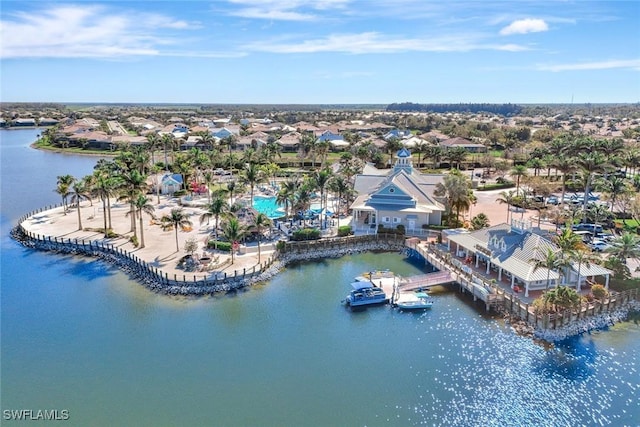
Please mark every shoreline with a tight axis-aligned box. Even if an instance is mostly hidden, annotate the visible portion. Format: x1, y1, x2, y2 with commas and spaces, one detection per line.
29, 142, 118, 157
11, 221, 404, 296
10, 203, 639, 342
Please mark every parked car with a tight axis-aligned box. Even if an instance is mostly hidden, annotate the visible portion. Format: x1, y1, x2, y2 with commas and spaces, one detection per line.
589, 240, 611, 252
546, 196, 559, 205
573, 223, 603, 234
596, 232, 615, 242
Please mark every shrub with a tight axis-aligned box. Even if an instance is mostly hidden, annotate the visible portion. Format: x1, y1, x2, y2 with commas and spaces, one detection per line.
276, 240, 286, 251
476, 183, 515, 191
129, 235, 139, 247
291, 228, 321, 241
337, 225, 353, 237
376, 225, 405, 235
396, 224, 405, 234
591, 284, 609, 300
173, 189, 187, 197
207, 240, 231, 251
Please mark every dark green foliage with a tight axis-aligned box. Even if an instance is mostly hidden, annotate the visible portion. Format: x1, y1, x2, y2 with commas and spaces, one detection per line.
291, 228, 321, 241
377, 224, 405, 235
386, 102, 522, 116
207, 240, 231, 251
337, 225, 353, 237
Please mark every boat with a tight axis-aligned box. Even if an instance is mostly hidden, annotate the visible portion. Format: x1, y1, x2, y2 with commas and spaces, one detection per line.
394, 293, 434, 310
345, 287, 389, 307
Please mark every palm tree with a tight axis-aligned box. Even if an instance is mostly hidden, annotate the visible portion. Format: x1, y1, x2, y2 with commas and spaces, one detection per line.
526, 157, 545, 177
552, 154, 575, 205
145, 133, 160, 167
132, 195, 155, 248
250, 213, 272, 263
510, 164, 528, 193
606, 232, 640, 264
240, 162, 265, 206
433, 171, 471, 226
221, 217, 248, 265
530, 247, 565, 290
573, 249, 598, 292
445, 147, 468, 170
328, 175, 351, 229
470, 213, 490, 230
553, 228, 585, 283
118, 169, 148, 236
602, 175, 628, 212
384, 137, 403, 166
576, 151, 609, 213
423, 145, 443, 169
91, 172, 117, 235
496, 190, 517, 223
56, 174, 75, 213
276, 177, 298, 221
298, 133, 317, 167
294, 185, 313, 226
160, 133, 175, 170
311, 167, 333, 228
69, 178, 91, 231
161, 208, 193, 252
199, 193, 229, 249
413, 140, 426, 168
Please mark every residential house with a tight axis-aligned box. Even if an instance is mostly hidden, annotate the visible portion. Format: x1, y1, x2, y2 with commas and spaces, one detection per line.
12, 118, 37, 127
383, 129, 412, 140
350, 148, 446, 235
150, 173, 184, 195
236, 132, 269, 151
276, 132, 302, 152
440, 137, 487, 153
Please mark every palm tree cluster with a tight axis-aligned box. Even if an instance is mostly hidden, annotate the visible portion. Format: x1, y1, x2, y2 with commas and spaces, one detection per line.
433, 170, 474, 226
527, 135, 637, 217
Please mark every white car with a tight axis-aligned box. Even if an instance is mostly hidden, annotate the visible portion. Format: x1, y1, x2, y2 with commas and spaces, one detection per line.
590, 240, 611, 252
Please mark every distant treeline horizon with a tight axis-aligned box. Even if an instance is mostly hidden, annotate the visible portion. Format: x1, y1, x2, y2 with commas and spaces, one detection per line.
1, 101, 639, 117
386, 102, 523, 116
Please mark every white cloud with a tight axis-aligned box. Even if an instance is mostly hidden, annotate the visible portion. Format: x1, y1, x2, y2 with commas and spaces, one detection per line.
537, 59, 640, 72
243, 32, 529, 54
500, 18, 549, 35
0, 5, 200, 59
226, 0, 350, 21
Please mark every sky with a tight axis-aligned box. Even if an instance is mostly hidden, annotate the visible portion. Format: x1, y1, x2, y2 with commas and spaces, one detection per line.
1, 0, 639, 104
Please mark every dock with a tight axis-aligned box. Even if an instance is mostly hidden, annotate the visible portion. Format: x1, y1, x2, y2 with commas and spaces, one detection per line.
397, 271, 454, 291
407, 243, 503, 310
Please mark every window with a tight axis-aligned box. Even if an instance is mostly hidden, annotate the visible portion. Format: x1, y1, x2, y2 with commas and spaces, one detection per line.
383, 216, 390, 223
388, 187, 395, 193
393, 217, 400, 223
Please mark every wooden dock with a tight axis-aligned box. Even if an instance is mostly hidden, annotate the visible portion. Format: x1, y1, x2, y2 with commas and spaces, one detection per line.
398, 271, 454, 291
407, 243, 503, 310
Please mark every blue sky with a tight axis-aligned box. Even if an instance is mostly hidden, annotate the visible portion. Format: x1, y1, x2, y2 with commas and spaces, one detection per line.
1, 0, 639, 104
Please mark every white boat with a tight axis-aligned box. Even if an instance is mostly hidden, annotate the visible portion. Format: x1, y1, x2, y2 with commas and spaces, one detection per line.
345, 287, 388, 307
395, 293, 434, 310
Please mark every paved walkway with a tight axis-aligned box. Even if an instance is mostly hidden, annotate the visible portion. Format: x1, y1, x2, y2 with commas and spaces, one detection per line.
21, 196, 280, 281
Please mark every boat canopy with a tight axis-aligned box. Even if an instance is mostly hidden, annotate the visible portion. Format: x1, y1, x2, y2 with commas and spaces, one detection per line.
351, 281, 374, 290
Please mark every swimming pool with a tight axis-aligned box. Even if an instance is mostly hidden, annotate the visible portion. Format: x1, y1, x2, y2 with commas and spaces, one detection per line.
253, 196, 285, 219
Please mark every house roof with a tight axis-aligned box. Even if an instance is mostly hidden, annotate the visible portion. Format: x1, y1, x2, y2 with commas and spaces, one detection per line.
447, 224, 612, 283
440, 137, 486, 148
352, 167, 445, 214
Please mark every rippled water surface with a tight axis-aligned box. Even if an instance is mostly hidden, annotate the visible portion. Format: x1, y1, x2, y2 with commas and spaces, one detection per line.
2, 129, 639, 426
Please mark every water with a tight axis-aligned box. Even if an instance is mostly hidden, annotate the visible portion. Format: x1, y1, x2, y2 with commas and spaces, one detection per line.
2, 129, 639, 426
253, 195, 284, 219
